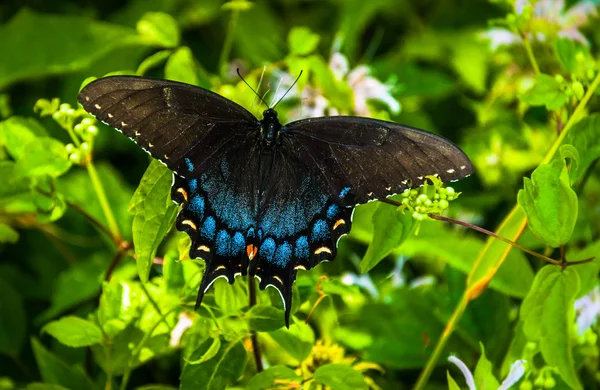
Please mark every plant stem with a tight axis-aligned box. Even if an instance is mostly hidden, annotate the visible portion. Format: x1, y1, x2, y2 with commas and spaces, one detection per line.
413, 293, 469, 390
86, 161, 121, 241
522, 35, 540, 74
249, 276, 264, 372
219, 9, 240, 78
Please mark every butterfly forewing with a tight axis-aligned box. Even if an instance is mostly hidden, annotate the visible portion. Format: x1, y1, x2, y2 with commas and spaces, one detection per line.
77, 76, 260, 176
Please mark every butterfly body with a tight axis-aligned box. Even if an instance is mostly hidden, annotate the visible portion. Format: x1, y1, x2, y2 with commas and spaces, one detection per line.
78, 75, 473, 326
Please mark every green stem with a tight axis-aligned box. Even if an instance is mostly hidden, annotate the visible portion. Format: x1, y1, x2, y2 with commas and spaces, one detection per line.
413, 293, 470, 390
140, 282, 171, 329
86, 161, 121, 241
219, 9, 240, 78
541, 72, 600, 165
522, 36, 540, 75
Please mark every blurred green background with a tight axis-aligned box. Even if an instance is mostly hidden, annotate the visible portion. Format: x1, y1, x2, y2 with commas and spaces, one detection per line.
1, 0, 600, 389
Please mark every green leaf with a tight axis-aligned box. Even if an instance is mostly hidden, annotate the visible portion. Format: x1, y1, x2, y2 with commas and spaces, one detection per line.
186, 337, 221, 365
447, 371, 461, 390
31, 338, 94, 390
473, 344, 500, 389
180, 339, 247, 390
269, 322, 315, 362
361, 204, 414, 273
129, 160, 178, 283
165, 46, 200, 86
42, 316, 103, 348
13, 137, 71, 178
137, 12, 180, 48
520, 74, 568, 111
137, 49, 173, 75
520, 266, 582, 390
213, 278, 247, 315
517, 157, 578, 247
565, 114, 600, 182
554, 38, 584, 73
24, 383, 71, 390
288, 27, 320, 56
313, 363, 368, 390
98, 280, 142, 337
568, 241, 600, 298
0, 9, 141, 89
0, 278, 26, 356
1, 117, 48, 160
247, 365, 301, 390
0, 224, 18, 243
247, 305, 285, 332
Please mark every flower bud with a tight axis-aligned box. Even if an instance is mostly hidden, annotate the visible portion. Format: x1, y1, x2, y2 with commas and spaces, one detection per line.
65, 143, 75, 153
69, 152, 81, 164
572, 81, 584, 100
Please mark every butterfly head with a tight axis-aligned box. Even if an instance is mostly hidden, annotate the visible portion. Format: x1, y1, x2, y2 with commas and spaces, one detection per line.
261, 108, 282, 147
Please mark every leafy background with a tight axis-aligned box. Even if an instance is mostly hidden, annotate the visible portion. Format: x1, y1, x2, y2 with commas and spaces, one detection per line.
1, 0, 600, 389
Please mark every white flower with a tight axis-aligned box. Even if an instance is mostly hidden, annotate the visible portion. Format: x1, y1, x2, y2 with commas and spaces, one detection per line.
448, 355, 526, 390
344, 62, 401, 116
574, 286, 600, 335
169, 312, 194, 347
341, 272, 379, 299
388, 256, 407, 288
480, 28, 522, 50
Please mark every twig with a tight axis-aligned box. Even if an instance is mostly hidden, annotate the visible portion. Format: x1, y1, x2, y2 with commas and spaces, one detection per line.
248, 276, 264, 372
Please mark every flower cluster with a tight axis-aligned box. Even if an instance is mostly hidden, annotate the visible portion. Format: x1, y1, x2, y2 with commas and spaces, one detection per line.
398, 176, 460, 221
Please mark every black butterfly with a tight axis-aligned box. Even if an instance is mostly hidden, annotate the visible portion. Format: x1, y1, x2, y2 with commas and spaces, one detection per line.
78, 76, 473, 327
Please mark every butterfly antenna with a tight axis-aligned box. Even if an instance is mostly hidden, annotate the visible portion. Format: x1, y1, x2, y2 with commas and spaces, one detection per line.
272, 70, 303, 109
237, 68, 269, 108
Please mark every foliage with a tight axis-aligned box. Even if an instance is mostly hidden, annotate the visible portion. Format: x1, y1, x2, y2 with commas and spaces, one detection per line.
1, 0, 600, 389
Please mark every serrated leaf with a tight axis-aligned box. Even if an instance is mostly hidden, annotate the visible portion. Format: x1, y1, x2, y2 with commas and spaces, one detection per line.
136, 12, 180, 48
269, 322, 314, 362
247, 365, 301, 390
520, 266, 582, 390
313, 363, 367, 390
520, 74, 568, 111
42, 316, 103, 348
31, 338, 94, 390
474, 344, 500, 389
247, 305, 285, 332
517, 157, 578, 247
165, 46, 200, 86
129, 160, 178, 283
180, 339, 247, 390
0, 278, 26, 356
361, 204, 414, 273
0, 224, 18, 243
565, 114, 600, 182
288, 27, 320, 56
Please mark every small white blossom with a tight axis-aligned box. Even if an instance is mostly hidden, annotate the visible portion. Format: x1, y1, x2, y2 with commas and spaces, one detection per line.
169, 312, 194, 347
346, 63, 401, 116
341, 272, 379, 299
574, 286, 600, 335
448, 355, 526, 390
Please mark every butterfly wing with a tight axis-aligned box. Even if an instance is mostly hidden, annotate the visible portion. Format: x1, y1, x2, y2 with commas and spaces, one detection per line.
77, 76, 261, 176
280, 116, 473, 205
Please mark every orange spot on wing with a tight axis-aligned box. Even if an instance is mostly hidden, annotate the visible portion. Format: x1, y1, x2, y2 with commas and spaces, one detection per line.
176, 188, 188, 202
246, 244, 258, 260
333, 219, 346, 230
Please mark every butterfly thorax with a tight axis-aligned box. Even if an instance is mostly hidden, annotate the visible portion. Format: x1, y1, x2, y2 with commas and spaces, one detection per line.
260, 108, 282, 147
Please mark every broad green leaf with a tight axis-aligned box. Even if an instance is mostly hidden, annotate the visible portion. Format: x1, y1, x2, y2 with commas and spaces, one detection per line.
247, 305, 285, 332
31, 338, 94, 390
186, 337, 221, 365
25, 383, 71, 390
520, 74, 568, 111
313, 363, 368, 390
269, 322, 315, 362
554, 38, 583, 73
163, 251, 185, 294
288, 27, 320, 56
0, 9, 141, 89
42, 316, 103, 348
1, 117, 48, 160
214, 278, 247, 315
0, 224, 18, 243
247, 365, 301, 390
473, 344, 500, 389
0, 278, 26, 356
98, 280, 142, 337
34, 192, 68, 223
129, 160, 178, 283
233, 3, 285, 65
137, 12, 180, 48
165, 47, 200, 86
520, 266, 581, 390
450, 33, 488, 94
137, 49, 173, 75
517, 157, 578, 247
180, 339, 247, 390
565, 114, 600, 182
568, 241, 600, 298
447, 371, 461, 390
361, 204, 414, 273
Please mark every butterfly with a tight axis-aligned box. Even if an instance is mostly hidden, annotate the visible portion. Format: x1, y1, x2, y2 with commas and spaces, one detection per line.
78, 75, 473, 327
